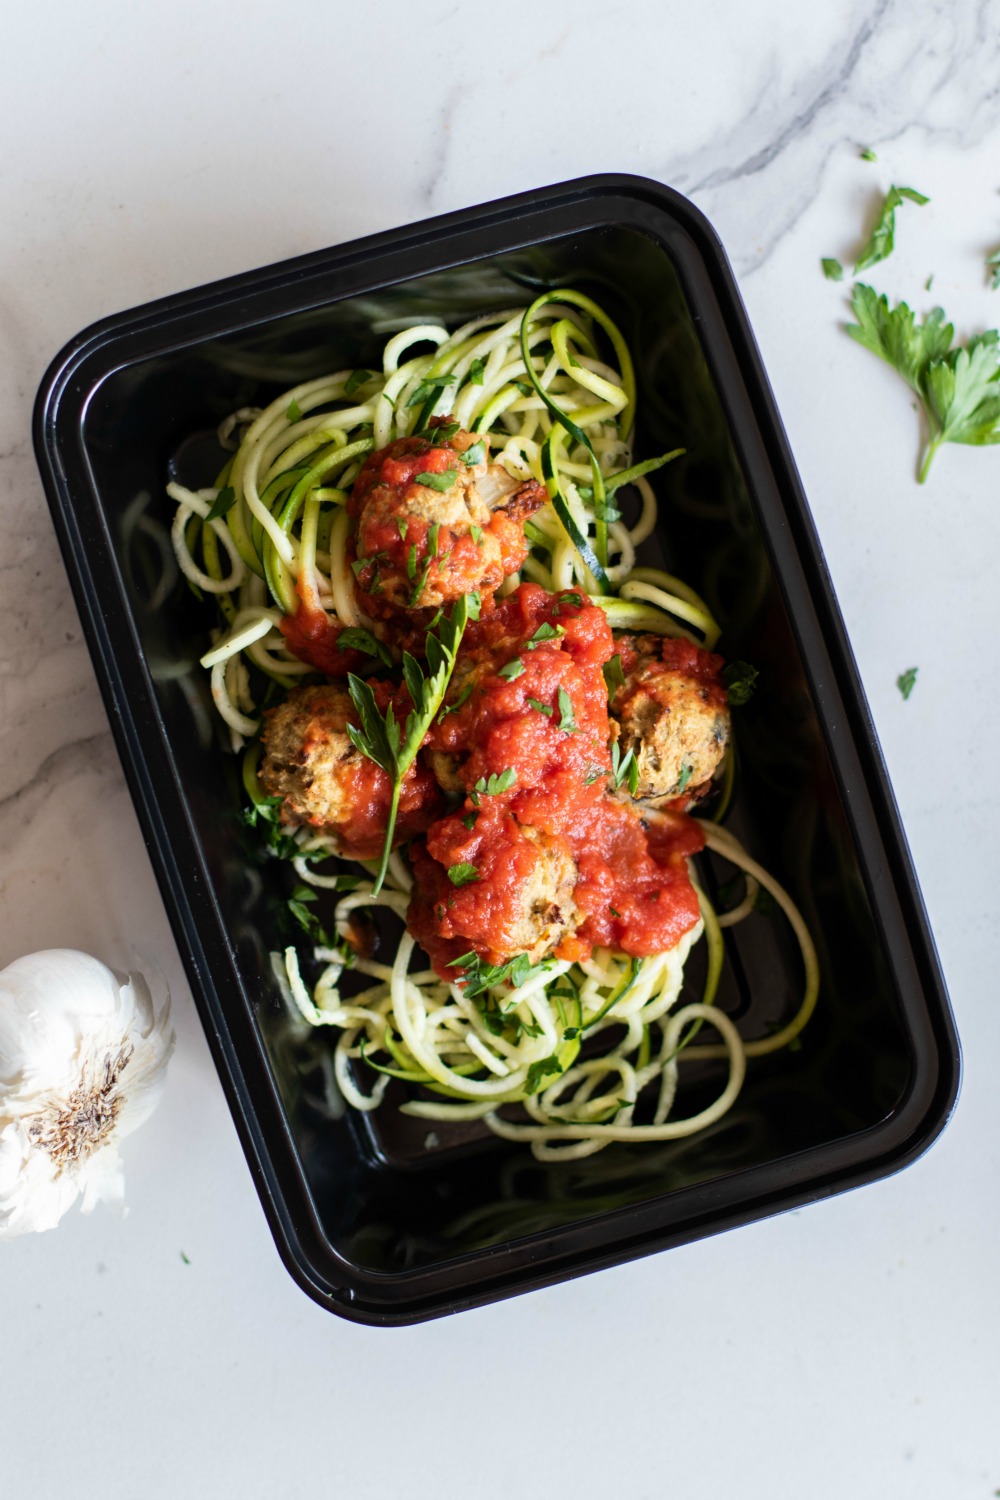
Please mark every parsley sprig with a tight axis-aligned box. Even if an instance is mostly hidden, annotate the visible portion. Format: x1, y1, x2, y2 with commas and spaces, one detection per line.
346, 593, 478, 893
848, 282, 1000, 481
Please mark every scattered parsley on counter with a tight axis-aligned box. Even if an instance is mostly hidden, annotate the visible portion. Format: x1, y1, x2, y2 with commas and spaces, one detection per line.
847, 284, 1000, 481
897, 666, 918, 700
854, 185, 929, 272
859, 146, 878, 162
822, 257, 844, 282
988, 249, 1000, 291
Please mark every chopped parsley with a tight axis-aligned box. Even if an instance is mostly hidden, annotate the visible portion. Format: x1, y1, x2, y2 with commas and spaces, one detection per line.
337, 627, 392, 667
722, 661, 758, 706
437, 679, 475, 720
525, 1055, 563, 1094
557, 688, 577, 733
470, 524, 483, 545
821, 258, 844, 282
406, 544, 417, 580
610, 741, 639, 795
461, 810, 479, 830
286, 397, 303, 422
854, 185, 929, 272
415, 470, 457, 492
988, 250, 1000, 291
603, 654, 626, 704
406, 373, 456, 408
497, 657, 524, 680
395, 516, 409, 540
859, 146, 878, 162
896, 666, 918, 700
468, 357, 486, 385
447, 862, 480, 887
470, 769, 517, 805
448, 949, 545, 997
344, 369, 372, 396
460, 439, 486, 466
527, 696, 553, 716
205, 486, 236, 521
676, 762, 693, 794
526, 622, 564, 648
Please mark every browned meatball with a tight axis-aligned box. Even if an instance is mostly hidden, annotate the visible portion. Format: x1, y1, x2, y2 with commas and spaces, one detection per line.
502, 826, 583, 964
259, 683, 441, 860
347, 421, 546, 614
610, 635, 731, 805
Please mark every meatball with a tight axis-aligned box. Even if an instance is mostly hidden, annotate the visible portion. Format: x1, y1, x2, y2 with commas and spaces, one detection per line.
347, 420, 546, 614
259, 683, 441, 860
609, 635, 731, 804
408, 809, 583, 977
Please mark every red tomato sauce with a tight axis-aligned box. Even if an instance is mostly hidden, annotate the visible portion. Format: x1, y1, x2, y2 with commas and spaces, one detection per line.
411, 584, 706, 977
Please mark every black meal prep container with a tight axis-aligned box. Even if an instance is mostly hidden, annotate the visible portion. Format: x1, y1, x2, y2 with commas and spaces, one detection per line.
33, 175, 959, 1325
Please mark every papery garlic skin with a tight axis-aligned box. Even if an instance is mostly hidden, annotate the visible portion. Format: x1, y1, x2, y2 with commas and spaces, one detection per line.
0, 950, 174, 1240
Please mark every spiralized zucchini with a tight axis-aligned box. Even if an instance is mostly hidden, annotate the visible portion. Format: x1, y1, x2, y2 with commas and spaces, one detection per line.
170, 294, 818, 1160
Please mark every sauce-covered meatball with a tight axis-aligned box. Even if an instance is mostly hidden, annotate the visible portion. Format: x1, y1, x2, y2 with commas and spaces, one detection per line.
609, 635, 731, 805
259, 683, 441, 860
348, 420, 546, 614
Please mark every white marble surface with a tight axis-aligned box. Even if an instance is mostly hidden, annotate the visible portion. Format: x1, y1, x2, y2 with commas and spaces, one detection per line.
3, 2, 1000, 1495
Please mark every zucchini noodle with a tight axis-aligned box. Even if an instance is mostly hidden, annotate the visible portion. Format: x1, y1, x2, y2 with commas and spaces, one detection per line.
169, 294, 818, 1160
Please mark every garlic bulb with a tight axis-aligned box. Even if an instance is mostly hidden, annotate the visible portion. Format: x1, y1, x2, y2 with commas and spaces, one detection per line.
0, 949, 174, 1240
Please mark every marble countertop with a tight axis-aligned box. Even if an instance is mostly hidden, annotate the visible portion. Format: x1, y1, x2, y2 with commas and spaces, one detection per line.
3, 3, 999, 1496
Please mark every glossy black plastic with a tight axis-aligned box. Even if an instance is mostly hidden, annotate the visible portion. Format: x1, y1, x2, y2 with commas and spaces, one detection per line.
33, 175, 960, 1324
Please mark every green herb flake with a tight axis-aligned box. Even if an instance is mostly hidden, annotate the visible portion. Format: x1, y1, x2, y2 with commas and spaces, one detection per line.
468, 357, 486, 386
179, 1251, 191, 1265
460, 439, 487, 467
584, 765, 604, 786
286, 397, 303, 423
988, 250, 1000, 291
497, 657, 525, 681
396, 516, 409, 540
406, 373, 456, 409
447, 862, 480, 887
722, 661, 759, 706
676, 762, 693, 794
557, 688, 578, 734
415, 470, 457, 492
603, 654, 626, 704
471, 769, 517, 804
448, 948, 545, 998
205, 486, 236, 522
821, 257, 844, 282
525, 1055, 563, 1094
513, 379, 533, 397
925, 274, 935, 292
859, 146, 878, 162
345, 369, 372, 397
461, 810, 479, 831
437, 678, 475, 721
854, 185, 930, 272
337, 627, 392, 667
527, 696, 553, 716
896, 666, 918, 700
426, 523, 440, 558
526, 622, 564, 648
470, 525, 483, 545
406, 544, 418, 580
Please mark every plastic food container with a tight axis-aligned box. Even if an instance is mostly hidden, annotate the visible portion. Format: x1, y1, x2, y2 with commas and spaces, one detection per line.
33, 175, 959, 1325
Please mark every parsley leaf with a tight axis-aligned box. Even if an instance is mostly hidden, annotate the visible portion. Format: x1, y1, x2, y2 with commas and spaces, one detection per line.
821, 258, 844, 282
468, 357, 486, 386
447, 862, 480, 887
345, 369, 372, 397
844, 283, 1000, 480
415, 470, 457, 492
448, 949, 545, 997
610, 740, 639, 795
527, 696, 553, 716
460, 439, 486, 467
859, 146, 878, 162
406, 374, 456, 409
557, 688, 577, 733
722, 661, 759, 706
526, 622, 563, 648
603, 654, 626, 704
470, 524, 483, 545
346, 596, 474, 893
205, 486, 236, 521
498, 657, 525, 680
854, 185, 929, 272
988, 250, 1000, 291
470, 769, 517, 806
676, 762, 693, 794
337, 627, 392, 667
525, 1055, 564, 1094
897, 666, 918, 700
286, 397, 303, 422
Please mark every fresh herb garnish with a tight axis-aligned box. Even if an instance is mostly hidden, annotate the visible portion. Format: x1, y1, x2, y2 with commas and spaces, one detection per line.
447, 862, 480, 887
337, 627, 392, 667
513, 379, 533, 396
461, 810, 479, 830
286, 397, 303, 422
859, 146, 878, 162
425, 420, 460, 442
524, 1055, 564, 1094
854, 184, 929, 272
437, 678, 475, 720
497, 657, 525, 680
722, 661, 759, 706
848, 282, 1000, 481
395, 516, 409, 540
584, 765, 603, 786
603, 654, 626, 704
448, 949, 545, 997
470, 524, 483, 545
460, 439, 486, 466
205, 486, 236, 521
527, 696, 553, 716
988, 250, 1000, 291
821, 258, 844, 282
470, 769, 517, 805
676, 762, 693, 794
406, 373, 456, 408
526, 622, 564, 648
554, 591, 584, 611
406, 544, 417, 580
610, 740, 639, 795
896, 666, 918, 700
346, 595, 474, 893
415, 470, 457, 492
557, 688, 577, 733
345, 369, 372, 397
